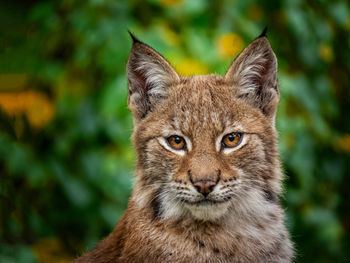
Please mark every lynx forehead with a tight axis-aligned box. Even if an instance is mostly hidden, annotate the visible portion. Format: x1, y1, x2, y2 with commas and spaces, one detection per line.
75, 29, 293, 263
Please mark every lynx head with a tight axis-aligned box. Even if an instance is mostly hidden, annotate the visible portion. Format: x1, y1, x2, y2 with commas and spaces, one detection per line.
127, 30, 282, 222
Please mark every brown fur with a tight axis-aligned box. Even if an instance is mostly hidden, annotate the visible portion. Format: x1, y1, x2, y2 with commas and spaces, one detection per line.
74, 32, 293, 263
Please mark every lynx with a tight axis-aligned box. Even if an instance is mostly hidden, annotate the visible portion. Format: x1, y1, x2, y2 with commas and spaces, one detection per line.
75, 29, 293, 262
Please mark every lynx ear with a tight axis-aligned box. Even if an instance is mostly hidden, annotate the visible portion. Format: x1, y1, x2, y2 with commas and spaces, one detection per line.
224, 32, 279, 121
127, 33, 180, 122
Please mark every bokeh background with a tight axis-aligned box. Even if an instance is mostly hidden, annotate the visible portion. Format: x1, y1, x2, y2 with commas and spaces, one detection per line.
0, 0, 349, 262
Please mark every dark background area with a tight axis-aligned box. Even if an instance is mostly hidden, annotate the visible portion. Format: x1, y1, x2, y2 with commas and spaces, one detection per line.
0, 0, 349, 262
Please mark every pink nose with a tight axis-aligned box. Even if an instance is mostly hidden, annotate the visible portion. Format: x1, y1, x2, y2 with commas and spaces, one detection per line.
193, 180, 217, 196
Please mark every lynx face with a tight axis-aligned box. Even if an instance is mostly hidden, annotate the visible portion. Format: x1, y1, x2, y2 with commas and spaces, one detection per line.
127, 33, 281, 221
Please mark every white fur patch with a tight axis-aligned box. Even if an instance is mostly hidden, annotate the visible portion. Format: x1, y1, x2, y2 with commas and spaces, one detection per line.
158, 189, 186, 219
233, 51, 269, 96
136, 61, 171, 97
185, 202, 230, 221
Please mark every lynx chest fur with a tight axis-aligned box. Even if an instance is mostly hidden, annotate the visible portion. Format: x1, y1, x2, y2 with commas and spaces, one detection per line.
75, 30, 294, 263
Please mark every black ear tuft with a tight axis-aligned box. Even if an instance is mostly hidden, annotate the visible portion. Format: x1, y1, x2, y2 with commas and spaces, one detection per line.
258, 26, 268, 38
128, 30, 142, 44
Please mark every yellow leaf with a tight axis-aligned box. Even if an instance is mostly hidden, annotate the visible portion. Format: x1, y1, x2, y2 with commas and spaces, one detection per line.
319, 43, 334, 62
175, 58, 208, 76
0, 90, 55, 129
217, 33, 244, 59
159, 0, 183, 7
337, 134, 350, 153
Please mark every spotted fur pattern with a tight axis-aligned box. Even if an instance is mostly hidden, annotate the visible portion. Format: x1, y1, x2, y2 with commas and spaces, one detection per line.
74, 33, 294, 263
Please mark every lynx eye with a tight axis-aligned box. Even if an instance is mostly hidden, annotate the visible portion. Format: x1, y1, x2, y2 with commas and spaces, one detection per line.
167, 135, 186, 150
222, 132, 243, 148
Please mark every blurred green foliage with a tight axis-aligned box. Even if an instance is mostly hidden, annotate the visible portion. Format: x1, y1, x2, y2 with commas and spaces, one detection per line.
0, 0, 349, 262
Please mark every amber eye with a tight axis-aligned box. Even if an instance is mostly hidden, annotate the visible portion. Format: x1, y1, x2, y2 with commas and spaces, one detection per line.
167, 135, 186, 150
222, 133, 243, 148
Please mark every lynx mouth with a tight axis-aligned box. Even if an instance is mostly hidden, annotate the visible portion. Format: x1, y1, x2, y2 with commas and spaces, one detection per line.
181, 197, 232, 221
182, 197, 232, 206
194, 200, 218, 206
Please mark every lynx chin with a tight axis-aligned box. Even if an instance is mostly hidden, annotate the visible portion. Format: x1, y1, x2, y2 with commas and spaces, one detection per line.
75, 28, 294, 263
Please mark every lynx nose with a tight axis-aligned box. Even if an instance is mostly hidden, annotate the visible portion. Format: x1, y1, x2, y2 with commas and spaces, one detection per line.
193, 180, 217, 197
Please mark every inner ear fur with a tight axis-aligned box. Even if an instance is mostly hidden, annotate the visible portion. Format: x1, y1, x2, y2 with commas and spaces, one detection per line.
224, 36, 279, 120
127, 34, 180, 123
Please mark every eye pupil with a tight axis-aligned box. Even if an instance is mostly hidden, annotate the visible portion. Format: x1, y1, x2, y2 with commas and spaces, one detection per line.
174, 137, 182, 144
228, 134, 235, 141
